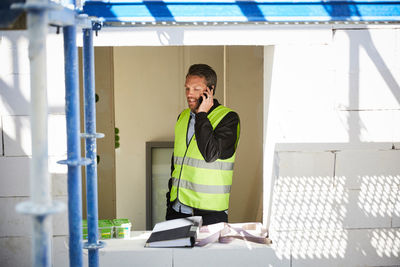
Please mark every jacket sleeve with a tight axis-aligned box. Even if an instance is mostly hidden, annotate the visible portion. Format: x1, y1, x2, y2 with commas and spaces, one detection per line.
194, 111, 240, 162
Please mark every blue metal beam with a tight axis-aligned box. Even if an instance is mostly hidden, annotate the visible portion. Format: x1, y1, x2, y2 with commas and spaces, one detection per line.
82, 1, 400, 23
63, 24, 84, 267
82, 27, 105, 267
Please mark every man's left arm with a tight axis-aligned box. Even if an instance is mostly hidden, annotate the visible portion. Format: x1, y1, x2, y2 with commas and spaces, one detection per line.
195, 111, 239, 162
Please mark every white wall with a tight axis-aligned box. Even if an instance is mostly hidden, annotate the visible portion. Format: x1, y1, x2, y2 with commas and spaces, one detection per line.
264, 28, 400, 266
0, 29, 69, 266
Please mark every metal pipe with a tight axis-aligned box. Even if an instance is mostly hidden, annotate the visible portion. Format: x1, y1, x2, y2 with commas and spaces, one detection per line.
83, 28, 100, 267
63, 24, 83, 267
28, 0, 51, 266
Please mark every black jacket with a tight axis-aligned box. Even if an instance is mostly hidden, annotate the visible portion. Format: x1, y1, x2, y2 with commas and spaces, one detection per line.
170, 99, 240, 174
166, 99, 240, 219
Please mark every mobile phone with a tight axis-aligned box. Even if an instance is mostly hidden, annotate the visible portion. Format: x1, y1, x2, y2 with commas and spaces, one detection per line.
198, 92, 208, 106
198, 86, 213, 106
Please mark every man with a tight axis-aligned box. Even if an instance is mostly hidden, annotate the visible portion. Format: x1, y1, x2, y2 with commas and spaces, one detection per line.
166, 64, 240, 225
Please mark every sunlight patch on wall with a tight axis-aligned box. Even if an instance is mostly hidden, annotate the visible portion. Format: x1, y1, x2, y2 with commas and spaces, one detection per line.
370, 229, 400, 258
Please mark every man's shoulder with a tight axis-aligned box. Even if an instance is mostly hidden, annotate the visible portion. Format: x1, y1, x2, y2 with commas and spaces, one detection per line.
177, 108, 191, 121
216, 105, 239, 120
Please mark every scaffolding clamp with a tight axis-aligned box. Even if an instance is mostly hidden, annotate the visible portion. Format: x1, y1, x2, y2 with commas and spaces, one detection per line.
57, 158, 93, 166
80, 132, 105, 139
92, 20, 103, 36
83, 240, 106, 250
16, 201, 65, 218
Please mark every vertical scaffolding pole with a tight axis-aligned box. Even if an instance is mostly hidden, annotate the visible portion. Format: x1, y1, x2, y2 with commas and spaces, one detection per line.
63, 24, 83, 267
82, 27, 103, 267
26, 1, 51, 266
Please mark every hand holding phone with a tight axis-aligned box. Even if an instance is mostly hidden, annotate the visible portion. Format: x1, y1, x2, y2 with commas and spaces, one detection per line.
198, 86, 213, 106
198, 92, 208, 105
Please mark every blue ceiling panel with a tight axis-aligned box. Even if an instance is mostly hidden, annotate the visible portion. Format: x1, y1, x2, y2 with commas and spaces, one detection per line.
82, 1, 400, 24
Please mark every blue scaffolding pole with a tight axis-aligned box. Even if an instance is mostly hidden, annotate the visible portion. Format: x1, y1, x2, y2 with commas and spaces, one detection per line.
82, 26, 105, 267
63, 23, 85, 267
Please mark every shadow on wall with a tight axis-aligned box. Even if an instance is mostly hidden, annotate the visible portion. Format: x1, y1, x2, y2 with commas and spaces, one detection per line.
265, 4, 400, 264
269, 160, 400, 260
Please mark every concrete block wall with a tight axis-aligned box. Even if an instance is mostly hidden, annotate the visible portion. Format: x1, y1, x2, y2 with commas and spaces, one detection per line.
267, 28, 400, 266
0, 29, 69, 266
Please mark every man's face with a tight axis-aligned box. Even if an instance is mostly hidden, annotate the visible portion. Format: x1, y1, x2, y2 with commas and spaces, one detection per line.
185, 75, 208, 112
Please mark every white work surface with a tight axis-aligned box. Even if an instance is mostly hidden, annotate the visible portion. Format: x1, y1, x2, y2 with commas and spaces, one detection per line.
91, 231, 289, 267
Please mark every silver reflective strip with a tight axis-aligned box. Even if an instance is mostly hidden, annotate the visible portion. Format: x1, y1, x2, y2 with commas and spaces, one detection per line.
174, 156, 184, 166
172, 178, 231, 194
174, 156, 234, 171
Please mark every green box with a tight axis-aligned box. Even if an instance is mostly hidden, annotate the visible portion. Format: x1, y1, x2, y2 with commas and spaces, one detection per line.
98, 220, 114, 239
112, 219, 132, 239
83, 219, 114, 240
82, 219, 88, 240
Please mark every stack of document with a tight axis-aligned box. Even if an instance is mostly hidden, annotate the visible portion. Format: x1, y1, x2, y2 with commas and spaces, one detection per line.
145, 216, 203, 248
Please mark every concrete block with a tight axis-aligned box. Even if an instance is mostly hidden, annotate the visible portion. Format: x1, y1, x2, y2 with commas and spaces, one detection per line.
52, 236, 69, 267
333, 29, 398, 74
0, 117, 2, 155
334, 71, 400, 110
2, 115, 31, 156
48, 115, 67, 156
0, 156, 67, 197
393, 195, 400, 227
275, 228, 400, 267
278, 151, 334, 183
393, 110, 400, 143
341, 189, 392, 229
270, 187, 344, 231
270, 152, 337, 231
94, 233, 173, 267
47, 32, 66, 114
0, 31, 30, 75
276, 110, 349, 145
0, 72, 65, 116
335, 150, 400, 190
50, 156, 68, 197
52, 196, 68, 236
275, 110, 397, 150
0, 73, 30, 116
335, 110, 397, 144
0, 236, 31, 267
0, 157, 30, 197
335, 151, 400, 228
0, 197, 31, 237
174, 241, 289, 267
272, 45, 335, 112
2, 114, 67, 156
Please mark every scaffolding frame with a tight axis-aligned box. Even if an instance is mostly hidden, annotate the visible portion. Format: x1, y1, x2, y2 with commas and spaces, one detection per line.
10, 0, 103, 266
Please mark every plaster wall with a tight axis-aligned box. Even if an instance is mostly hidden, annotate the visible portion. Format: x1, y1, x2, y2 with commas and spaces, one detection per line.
265, 28, 400, 266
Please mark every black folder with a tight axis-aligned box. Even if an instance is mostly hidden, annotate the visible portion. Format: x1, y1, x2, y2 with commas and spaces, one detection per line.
145, 216, 202, 248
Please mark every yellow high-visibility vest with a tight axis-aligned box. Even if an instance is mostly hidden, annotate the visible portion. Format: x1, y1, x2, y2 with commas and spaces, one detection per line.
170, 105, 239, 211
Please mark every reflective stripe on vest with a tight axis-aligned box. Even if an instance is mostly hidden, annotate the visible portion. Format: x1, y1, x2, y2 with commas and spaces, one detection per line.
174, 156, 234, 171
171, 177, 231, 194
170, 105, 239, 211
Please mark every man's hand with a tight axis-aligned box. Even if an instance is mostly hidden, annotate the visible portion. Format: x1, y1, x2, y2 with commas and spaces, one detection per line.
197, 87, 214, 113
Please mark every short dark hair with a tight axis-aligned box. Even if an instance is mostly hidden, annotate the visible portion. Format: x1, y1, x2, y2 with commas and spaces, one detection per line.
186, 64, 217, 94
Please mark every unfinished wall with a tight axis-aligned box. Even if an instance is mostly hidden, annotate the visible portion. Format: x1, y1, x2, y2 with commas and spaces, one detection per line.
265, 28, 400, 266
113, 46, 264, 230
0, 29, 69, 266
